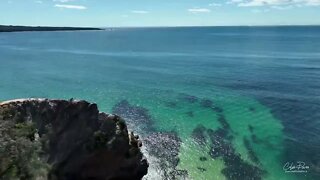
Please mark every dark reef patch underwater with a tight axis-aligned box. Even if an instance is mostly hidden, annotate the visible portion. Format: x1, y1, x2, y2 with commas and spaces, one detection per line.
0, 26, 320, 179
111, 96, 285, 179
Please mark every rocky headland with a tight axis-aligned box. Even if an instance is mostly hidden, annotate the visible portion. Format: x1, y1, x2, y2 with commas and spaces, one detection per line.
0, 99, 148, 180
0, 25, 103, 32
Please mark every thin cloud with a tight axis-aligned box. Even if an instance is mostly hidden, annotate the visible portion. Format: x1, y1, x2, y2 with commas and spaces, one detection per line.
271, 5, 293, 10
226, 0, 244, 5
188, 8, 211, 13
251, 8, 270, 13
53, 0, 75, 2
235, 0, 320, 7
209, 3, 222, 7
54, 4, 87, 10
305, 0, 320, 6
131, 10, 149, 14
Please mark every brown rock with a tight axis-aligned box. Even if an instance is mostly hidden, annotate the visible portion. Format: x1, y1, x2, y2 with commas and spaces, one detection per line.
0, 98, 148, 180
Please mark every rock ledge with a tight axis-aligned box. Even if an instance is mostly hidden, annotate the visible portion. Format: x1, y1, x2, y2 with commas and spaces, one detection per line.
0, 98, 148, 180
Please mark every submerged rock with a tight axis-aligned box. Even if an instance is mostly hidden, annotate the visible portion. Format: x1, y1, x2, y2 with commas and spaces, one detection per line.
191, 125, 207, 146
243, 137, 260, 164
0, 98, 148, 180
179, 93, 199, 104
197, 167, 207, 172
200, 99, 224, 113
144, 132, 181, 166
112, 100, 186, 179
200, 99, 214, 108
190, 120, 265, 180
249, 107, 256, 112
218, 114, 231, 130
207, 127, 265, 179
186, 111, 194, 117
165, 102, 178, 108
112, 100, 154, 132
222, 153, 264, 180
199, 157, 208, 161
144, 131, 186, 179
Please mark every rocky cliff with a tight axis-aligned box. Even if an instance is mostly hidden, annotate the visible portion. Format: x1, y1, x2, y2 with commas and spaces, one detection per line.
0, 99, 148, 180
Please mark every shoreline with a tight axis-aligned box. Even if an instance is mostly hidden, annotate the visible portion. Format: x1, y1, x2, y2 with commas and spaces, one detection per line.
0, 25, 104, 32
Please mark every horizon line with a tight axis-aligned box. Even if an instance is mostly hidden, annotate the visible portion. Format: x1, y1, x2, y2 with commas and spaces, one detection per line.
2, 24, 320, 29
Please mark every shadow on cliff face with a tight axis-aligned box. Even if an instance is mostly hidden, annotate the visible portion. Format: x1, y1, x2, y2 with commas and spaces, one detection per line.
0, 99, 148, 180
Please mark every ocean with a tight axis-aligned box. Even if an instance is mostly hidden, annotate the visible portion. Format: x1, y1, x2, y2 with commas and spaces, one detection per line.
0, 26, 319, 180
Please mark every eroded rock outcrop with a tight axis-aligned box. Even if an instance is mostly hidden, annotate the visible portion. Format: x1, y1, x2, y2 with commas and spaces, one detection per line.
0, 98, 148, 180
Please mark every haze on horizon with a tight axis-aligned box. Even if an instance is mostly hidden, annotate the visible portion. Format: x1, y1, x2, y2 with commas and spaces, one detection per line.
1, 0, 320, 27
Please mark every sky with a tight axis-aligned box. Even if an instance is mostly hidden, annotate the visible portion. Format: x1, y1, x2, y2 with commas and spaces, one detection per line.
1, 0, 320, 27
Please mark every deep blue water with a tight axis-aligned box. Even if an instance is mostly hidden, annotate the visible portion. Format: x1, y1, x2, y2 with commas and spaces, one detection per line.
0, 26, 319, 179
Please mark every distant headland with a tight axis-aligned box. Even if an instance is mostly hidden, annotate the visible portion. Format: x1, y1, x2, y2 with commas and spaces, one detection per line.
0, 25, 103, 32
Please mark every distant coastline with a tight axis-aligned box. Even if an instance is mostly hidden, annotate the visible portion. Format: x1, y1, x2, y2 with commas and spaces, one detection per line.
0, 25, 103, 32
1, 25, 319, 33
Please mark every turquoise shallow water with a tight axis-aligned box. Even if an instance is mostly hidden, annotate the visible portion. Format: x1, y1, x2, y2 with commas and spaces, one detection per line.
0, 27, 320, 179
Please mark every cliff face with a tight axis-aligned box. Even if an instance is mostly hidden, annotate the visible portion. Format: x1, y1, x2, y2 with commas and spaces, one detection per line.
0, 99, 148, 180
